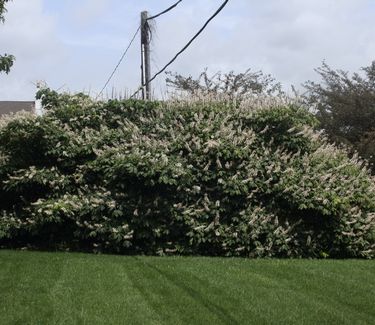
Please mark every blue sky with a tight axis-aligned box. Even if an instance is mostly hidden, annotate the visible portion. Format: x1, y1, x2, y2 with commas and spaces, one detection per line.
0, 0, 374, 100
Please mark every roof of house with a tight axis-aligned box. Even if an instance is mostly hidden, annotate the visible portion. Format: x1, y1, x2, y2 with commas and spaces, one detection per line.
0, 101, 35, 116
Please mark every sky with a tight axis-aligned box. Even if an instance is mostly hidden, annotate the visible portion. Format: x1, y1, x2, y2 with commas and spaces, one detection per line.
0, 0, 374, 100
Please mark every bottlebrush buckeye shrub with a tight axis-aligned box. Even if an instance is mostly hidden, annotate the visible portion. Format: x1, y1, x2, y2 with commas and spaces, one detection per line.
0, 89, 374, 258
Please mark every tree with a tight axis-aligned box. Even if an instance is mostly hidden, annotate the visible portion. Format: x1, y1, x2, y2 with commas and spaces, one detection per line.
166, 68, 282, 100
304, 61, 375, 169
0, 0, 9, 22
0, 0, 14, 75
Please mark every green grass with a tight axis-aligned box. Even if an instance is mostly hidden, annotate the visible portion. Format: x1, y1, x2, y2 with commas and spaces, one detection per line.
0, 251, 374, 325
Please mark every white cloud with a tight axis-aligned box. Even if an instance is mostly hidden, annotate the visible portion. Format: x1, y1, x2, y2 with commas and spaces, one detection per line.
72, 0, 110, 27
0, 0, 374, 100
0, 0, 65, 100
150, 0, 375, 91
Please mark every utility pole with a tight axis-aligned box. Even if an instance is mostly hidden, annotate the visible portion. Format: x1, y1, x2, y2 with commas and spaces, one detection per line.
141, 11, 151, 100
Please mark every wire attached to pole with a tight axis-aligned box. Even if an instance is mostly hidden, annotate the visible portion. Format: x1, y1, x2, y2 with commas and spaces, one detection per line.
96, 26, 141, 100
147, 0, 183, 21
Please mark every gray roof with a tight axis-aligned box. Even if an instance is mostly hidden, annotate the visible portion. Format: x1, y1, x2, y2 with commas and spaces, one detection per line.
0, 101, 35, 116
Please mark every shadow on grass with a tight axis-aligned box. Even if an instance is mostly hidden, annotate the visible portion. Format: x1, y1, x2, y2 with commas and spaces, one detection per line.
128, 256, 239, 324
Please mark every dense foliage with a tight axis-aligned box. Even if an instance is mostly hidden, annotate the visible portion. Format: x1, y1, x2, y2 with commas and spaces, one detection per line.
0, 89, 374, 258
304, 61, 375, 172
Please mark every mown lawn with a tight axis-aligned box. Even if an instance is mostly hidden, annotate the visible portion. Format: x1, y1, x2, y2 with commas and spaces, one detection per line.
0, 250, 374, 325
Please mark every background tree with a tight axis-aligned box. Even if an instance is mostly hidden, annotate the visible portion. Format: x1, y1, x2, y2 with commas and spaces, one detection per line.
0, 0, 14, 74
304, 61, 375, 170
166, 68, 282, 100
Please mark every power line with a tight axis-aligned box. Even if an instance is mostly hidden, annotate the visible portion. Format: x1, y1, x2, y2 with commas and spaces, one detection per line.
96, 26, 141, 100
131, 0, 230, 99
147, 0, 183, 21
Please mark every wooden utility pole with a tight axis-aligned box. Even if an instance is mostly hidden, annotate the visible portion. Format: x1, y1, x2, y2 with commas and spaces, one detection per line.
141, 11, 151, 100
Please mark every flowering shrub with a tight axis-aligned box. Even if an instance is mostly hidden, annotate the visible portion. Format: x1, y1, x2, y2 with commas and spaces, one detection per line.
0, 89, 374, 258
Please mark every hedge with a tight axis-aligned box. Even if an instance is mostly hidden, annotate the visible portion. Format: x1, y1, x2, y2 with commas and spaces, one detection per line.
0, 90, 374, 258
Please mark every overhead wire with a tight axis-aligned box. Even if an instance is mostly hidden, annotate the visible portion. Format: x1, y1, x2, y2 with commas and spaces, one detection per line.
131, 0, 230, 99
147, 0, 183, 21
96, 26, 141, 100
